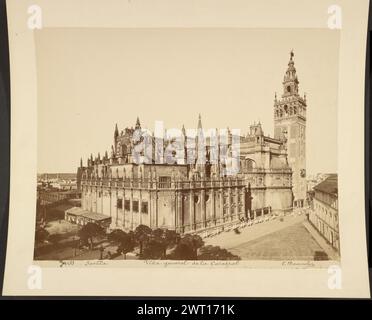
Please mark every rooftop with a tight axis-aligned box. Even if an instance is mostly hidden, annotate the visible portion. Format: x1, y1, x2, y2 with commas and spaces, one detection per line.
65, 207, 111, 221
314, 174, 338, 196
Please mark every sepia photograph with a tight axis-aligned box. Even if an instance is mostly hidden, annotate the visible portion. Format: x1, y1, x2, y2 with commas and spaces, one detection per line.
34, 28, 340, 263
2, 0, 370, 298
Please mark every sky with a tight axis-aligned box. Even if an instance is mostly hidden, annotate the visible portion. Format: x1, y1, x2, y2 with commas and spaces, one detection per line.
35, 28, 340, 175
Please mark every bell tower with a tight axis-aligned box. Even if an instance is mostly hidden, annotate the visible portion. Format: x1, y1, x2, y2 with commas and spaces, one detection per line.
274, 50, 307, 207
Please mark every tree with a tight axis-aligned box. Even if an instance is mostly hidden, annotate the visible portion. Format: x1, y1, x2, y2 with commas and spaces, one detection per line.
108, 229, 126, 243
134, 225, 152, 255
107, 229, 135, 259
197, 245, 241, 260
170, 242, 196, 260
35, 227, 49, 244
167, 234, 204, 260
117, 231, 136, 259
140, 240, 165, 259
178, 234, 204, 259
152, 228, 180, 259
78, 222, 104, 249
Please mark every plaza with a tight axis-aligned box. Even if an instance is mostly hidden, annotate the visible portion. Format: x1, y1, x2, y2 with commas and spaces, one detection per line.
204, 212, 331, 261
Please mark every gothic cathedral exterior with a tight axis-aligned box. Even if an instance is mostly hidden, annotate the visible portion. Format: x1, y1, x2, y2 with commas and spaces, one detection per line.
274, 51, 307, 207
76, 51, 306, 233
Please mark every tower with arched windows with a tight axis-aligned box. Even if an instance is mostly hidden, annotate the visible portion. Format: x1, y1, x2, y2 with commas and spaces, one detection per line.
274, 51, 307, 207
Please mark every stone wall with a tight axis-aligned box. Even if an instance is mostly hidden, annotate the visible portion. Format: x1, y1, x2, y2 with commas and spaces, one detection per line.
81, 177, 247, 233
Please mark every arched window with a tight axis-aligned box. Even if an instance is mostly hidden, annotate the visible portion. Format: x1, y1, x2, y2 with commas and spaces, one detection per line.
243, 158, 255, 172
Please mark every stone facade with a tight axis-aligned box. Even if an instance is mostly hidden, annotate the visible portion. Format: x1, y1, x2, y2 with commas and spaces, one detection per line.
240, 123, 293, 212
81, 167, 248, 233
309, 174, 339, 252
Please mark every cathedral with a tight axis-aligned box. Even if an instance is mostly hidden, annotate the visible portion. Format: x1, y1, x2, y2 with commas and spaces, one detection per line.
76, 51, 307, 233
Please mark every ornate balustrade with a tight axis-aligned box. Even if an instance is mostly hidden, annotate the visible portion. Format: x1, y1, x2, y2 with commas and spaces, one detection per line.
81, 176, 245, 190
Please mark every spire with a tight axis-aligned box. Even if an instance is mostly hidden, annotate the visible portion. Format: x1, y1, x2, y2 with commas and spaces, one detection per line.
80, 158, 83, 168
111, 145, 115, 158
182, 124, 186, 137
282, 49, 299, 96
197, 114, 202, 130
114, 123, 119, 140
256, 122, 263, 136
135, 117, 141, 130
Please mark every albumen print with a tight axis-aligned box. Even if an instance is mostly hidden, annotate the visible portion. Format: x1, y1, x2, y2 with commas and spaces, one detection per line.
3, 0, 370, 298
35, 28, 340, 263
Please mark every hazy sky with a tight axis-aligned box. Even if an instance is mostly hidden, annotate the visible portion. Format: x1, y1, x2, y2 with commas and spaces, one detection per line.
36, 28, 339, 175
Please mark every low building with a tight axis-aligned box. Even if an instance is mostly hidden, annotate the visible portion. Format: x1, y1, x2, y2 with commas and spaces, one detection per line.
309, 174, 339, 252
65, 207, 111, 229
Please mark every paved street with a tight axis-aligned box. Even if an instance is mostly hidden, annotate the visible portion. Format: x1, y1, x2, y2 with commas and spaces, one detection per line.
204, 213, 329, 261
229, 222, 327, 260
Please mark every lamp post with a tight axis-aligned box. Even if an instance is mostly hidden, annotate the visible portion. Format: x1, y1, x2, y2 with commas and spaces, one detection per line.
73, 236, 77, 257
99, 245, 104, 260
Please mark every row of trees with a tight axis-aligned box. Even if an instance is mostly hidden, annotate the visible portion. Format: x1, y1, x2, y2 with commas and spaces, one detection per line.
107, 225, 182, 259
107, 224, 240, 260
36, 222, 240, 260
